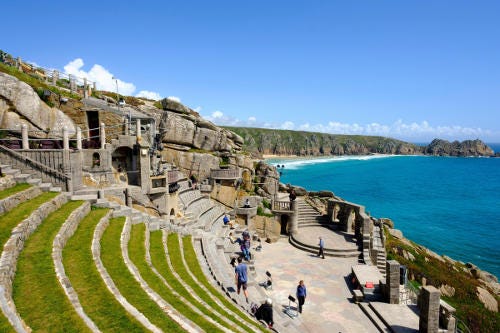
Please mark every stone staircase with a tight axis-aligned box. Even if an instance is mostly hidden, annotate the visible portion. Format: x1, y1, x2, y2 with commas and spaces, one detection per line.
1, 164, 62, 192
290, 199, 361, 258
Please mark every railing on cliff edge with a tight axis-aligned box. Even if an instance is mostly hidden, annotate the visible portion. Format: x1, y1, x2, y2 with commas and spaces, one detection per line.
0, 50, 96, 98
0, 144, 72, 191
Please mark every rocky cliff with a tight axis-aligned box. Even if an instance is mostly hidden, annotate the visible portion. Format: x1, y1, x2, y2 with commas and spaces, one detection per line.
224, 126, 494, 157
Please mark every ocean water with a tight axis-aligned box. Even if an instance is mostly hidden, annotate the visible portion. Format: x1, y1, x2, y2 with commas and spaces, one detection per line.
268, 144, 500, 278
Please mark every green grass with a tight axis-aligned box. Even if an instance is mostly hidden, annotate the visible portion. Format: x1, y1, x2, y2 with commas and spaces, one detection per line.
63, 208, 146, 332
130, 224, 222, 332
13, 200, 90, 332
0, 314, 15, 332
0, 62, 81, 101
0, 183, 31, 200
0, 191, 58, 252
178, 234, 262, 331
101, 217, 185, 333
150, 230, 253, 332
0, 190, 57, 332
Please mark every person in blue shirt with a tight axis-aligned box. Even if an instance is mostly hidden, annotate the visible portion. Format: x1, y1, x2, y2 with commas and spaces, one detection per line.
296, 280, 307, 313
235, 257, 249, 303
317, 236, 325, 259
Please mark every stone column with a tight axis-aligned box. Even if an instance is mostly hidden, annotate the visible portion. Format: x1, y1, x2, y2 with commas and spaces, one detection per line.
83, 78, 88, 98
69, 74, 76, 93
63, 127, 69, 150
52, 70, 58, 86
386, 260, 400, 304
419, 286, 440, 333
21, 124, 29, 149
100, 123, 106, 149
289, 201, 299, 235
76, 127, 82, 150
136, 118, 141, 143
93, 82, 97, 91
17, 57, 22, 71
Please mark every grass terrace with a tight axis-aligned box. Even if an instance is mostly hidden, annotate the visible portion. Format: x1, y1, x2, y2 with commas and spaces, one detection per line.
12, 200, 89, 332
63, 207, 146, 332
101, 217, 185, 332
0, 183, 31, 200
129, 224, 224, 332
180, 234, 262, 331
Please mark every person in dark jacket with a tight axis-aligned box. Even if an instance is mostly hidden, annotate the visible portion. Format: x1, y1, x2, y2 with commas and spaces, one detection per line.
255, 298, 273, 328
296, 280, 307, 313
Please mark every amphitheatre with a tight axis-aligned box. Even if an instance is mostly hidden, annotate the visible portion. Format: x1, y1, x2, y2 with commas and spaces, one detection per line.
0, 52, 497, 332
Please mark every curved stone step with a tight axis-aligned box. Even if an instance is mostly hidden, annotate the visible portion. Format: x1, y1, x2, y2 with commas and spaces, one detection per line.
289, 233, 361, 258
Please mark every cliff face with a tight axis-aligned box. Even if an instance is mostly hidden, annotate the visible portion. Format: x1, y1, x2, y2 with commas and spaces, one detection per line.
224, 126, 494, 157
425, 139, 494, 157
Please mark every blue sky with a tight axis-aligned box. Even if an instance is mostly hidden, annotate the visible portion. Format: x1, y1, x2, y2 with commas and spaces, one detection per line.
2, 0, 500, 142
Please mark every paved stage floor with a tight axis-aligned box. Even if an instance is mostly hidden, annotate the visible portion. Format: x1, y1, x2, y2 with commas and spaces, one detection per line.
252, 237, 378, 333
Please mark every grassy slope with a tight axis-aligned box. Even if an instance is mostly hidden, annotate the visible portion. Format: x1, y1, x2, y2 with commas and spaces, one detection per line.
180, 234, 262, 330
0, 183, 31, 200
63, 208, 146, 332
101, 217, 185, 333
128, 224, 222, 332
13, 200, 90, 333
385, 231, 500, 333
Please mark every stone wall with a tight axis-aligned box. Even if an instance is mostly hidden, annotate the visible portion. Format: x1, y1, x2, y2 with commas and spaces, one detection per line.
0, 186, 42, 215
0, 193, 68, 332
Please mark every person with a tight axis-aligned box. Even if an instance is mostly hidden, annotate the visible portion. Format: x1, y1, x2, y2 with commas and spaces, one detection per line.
255, 298, 274, 328
317, 236, 325, 259
296, 280, 307, 313
289, 189, 296, 201
238, 230, 251, 260
244, 198, 251, 208
235, 257, 249, 303
223, 214, 233, 228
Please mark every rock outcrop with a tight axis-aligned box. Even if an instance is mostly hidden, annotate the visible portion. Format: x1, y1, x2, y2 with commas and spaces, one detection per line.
425, 139, 494, 156
0, 73, 76, 137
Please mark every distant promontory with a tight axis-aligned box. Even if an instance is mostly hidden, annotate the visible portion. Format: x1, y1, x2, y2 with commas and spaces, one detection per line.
223, 127, 494, 158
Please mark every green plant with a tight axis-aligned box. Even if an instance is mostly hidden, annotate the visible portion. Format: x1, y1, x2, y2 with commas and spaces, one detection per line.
262, 199, 271, 209
13, 200, 90, 332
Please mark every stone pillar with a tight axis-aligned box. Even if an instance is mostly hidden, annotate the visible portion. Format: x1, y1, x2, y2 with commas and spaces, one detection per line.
21, 124, 29, 149
386, 260, 400, 304
136, 118, 141, 143
63, 127, 69, 150
289, 201, 299, 235
76, 127, 82, 150
52, 70, 58, 86
100, 123, 106, 149
83, 78, 88, 98
17, 57, 22, 71
125, 187, 132, 207
362, 218, 371, 258
124, 118, 130, 136
419, 286, 440, 333
93, 82, 97, 91
69, 74, 76, 93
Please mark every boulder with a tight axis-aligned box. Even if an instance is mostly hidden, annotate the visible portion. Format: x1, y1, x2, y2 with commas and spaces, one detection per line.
439, 284, 456, 297
0, 73, 76, 137
388, 228, 404, 239
380, 218, 394, 228
476, 286, 498, 312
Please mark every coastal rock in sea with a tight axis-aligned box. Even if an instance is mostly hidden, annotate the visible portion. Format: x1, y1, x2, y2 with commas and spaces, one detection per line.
388, 228, 404, 239
0, 72, 76, 137
380, 218, 394, 229
424, 139, 494, 157
308, 190, 335, 198
287, 185, 307, 196
439, 284, 456, 297
476, 286, 498, 312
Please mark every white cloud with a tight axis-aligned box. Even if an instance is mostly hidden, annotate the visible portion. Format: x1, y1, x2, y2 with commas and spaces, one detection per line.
212, 111, 224, 118
280, 121, 295, 130
248, 116, 256, 123
136, 90, 161, 100
167, 96, 181, 103
193, 106, 202, 113
63, 58, 136, 95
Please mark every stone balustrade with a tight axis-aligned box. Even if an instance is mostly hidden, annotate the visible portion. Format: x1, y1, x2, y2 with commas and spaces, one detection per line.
210, 168, 241, 180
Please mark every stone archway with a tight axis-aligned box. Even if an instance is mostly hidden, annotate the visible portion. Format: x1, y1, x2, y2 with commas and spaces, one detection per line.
280, 214, 289, 235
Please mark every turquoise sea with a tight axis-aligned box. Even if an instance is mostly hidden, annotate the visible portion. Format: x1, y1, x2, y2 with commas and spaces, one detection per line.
267, 144, 500, 279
